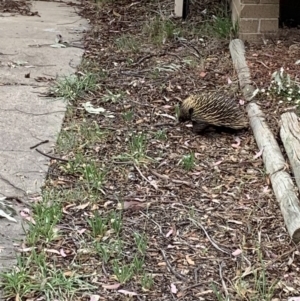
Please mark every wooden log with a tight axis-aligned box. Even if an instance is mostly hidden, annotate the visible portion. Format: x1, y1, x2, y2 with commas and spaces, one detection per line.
229, 39, 300, 243
280, 112, 300, 192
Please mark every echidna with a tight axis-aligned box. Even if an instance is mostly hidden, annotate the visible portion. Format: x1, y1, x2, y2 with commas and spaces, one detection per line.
178, 92, 248, 133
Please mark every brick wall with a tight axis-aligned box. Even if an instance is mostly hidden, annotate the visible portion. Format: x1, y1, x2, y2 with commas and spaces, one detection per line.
231, 0, 279, 42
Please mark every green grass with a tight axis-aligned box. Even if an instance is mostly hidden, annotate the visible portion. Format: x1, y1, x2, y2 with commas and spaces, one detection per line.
114, 132, 152, 164
180, 152, 196, 171
50, 73, 98, 101
115, 34, 140, 53
143, 16, 181, 45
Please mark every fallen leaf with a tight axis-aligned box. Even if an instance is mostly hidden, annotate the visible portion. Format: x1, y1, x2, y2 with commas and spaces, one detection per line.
45, 248, 60, 255
102, 283, 121, 290
119, 201, 148, 211
171, 283, 178, 294
199, 71, 207, 78
186, 255, 195, 265
90, 295, 100, 301
253, 147, 264, 159
64, 271, 75, 277
75, 202, 90, 210
213, 159, 223, 166
232, 249, 242, 256
231, 137, 241, 148
227, 77, 232, 84
82, 102, 106, 114
165, 228, 173, 238
60, 249, 67, 257
117, 289, 138, 296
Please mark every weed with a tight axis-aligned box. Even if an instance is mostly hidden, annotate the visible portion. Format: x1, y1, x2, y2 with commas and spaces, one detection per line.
134, 232, 147, 255
57, 121, 107, 154
95, 242, 111, 263
87, 211, 108, 238
144, 16, 180, 45
122, 109, 134, 122
115, 132, 150, 163
180, 152, 196, 171
132, 255, 144, 273
129, 132, 148, 160
115, 34, 140, 52
112, 261, 134, 283
141, 273, 154, 290
82, 161, 106, 191
50, 73, 98, 101
26, 199, 62, 246
0, 257, 35, 298
265, 67, 300, 105
102, 89, 125, 103
174, 104, 180, 120
109, 211, 122, 234
154, 129, 167, 140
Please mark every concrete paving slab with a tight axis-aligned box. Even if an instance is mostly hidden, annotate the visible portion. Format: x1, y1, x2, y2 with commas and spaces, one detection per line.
0, 0, 88, 285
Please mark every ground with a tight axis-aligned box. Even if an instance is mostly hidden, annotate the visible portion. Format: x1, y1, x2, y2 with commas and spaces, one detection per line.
1, 0, 300, 300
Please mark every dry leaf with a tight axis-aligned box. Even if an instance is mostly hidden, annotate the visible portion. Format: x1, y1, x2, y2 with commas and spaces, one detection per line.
232, 249, 242, 256
102, 283, 121, 290
90, 295, 100, 301
199, 71, 207, 78
117, 289, 138, 296
75, 202, 90, 210
165, 228, 173, 238
231, 137, 241, 148
171, 283, 178, 294
253, 147, 264, 159
186, 255, 195, 265
60, 249, 67, 257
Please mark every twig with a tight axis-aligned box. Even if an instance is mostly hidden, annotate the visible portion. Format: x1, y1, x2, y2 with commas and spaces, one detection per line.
219, 262, 229, 297
172, 179, 194, 187
150, 169, 169, 181
30, 140, 49, 149
131, 54, 155, 67
188, 218, 231, 255
160, 249, 187, 282
134, 164, 158, 190
35, 148, 69, 163
257, 60, 270, 69
140, 211, 163, 235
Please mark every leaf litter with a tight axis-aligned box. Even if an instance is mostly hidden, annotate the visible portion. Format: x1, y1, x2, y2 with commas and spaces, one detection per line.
7, 0, 300, 300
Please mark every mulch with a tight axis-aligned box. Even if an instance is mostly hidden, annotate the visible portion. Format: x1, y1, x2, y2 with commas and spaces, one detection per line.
16, 0, 300, 299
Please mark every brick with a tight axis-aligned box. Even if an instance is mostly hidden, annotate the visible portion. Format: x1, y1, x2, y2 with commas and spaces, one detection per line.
240, 4, 279, 18
239, 32, 262, 42
259, 18, 278, 32
241, 0, 259, 3
239, 18, 259, 33
260, 0, 279, 3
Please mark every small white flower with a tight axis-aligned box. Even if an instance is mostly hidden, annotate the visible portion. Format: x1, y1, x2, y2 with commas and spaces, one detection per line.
261, 88, 265, 93
296, 99, 300, 103
287, 97, 292, 101
279, 100, 283, 103
266, 92, 270, 96
288, 90, 293, 94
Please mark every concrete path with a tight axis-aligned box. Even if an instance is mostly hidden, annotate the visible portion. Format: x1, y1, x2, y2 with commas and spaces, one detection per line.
0, 0, 88, 275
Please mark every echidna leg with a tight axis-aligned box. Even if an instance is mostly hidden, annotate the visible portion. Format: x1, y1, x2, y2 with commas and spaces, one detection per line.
192, 121, 209, 133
